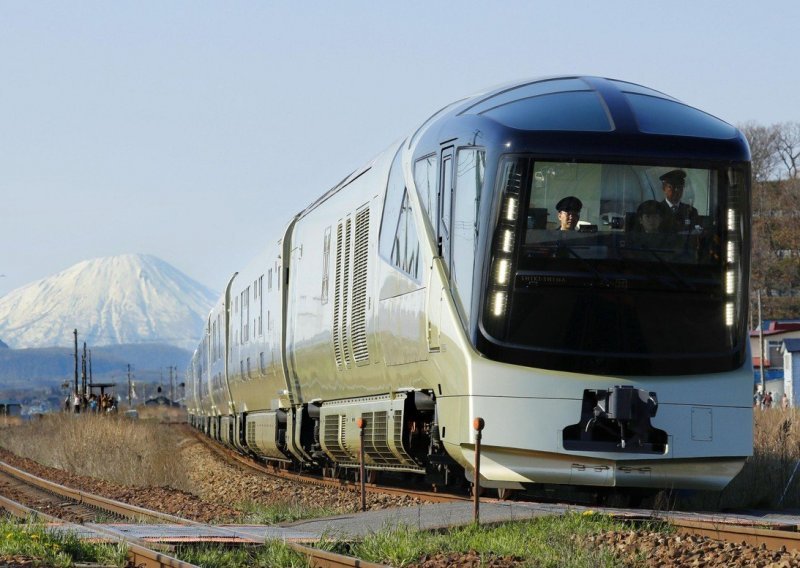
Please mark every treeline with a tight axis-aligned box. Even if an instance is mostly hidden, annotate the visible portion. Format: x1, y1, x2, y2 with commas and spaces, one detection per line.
739, 122, 800, 321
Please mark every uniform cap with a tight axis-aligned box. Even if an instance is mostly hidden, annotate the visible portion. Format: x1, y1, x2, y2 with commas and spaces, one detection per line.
659, 169, 687, 186
555, 196, 582, 212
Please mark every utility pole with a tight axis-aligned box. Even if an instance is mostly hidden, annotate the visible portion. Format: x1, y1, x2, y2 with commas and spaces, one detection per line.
73, 329, 79, 398
758, 290, 765, 395
127, 364, 133, 408
169, 365, 175, 405
88, 349, 93, 390
81, 342, 87, 398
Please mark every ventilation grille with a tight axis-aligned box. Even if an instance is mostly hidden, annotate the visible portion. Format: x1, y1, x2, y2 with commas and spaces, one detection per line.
332, 224, 344, 370
341, 217, 352, 367
246, 421, 256, 448
323, 414, 350, 461
351, 208, 370, 364
362, 411, 393, 464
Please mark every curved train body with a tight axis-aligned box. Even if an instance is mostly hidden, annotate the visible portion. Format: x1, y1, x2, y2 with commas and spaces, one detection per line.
187, 76, 753, 492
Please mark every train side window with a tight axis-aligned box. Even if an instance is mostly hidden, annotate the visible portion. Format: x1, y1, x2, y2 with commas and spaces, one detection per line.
451, 148, 485, 322
321, 226, 331, 304
413, 153, 438, 230
380, 145, 421, 280
391, 191, 420, 279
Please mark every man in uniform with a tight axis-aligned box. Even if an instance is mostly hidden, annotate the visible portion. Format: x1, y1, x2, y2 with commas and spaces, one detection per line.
657, 169, 699, 232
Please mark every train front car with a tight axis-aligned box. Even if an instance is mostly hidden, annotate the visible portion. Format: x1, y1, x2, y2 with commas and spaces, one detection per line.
414, 77, 752, 493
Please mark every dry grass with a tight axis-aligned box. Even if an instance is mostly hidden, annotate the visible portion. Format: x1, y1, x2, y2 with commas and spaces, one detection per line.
0, 412, 193, 491
678, 407, 800, 510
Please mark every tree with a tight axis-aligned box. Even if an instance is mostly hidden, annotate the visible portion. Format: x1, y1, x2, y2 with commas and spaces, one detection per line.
739, 122, 779, 183
775, 122, 800, 179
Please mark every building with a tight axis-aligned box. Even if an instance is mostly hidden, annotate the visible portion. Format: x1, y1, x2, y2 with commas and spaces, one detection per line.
783, 339, 800, 407
750, 320, 800, 405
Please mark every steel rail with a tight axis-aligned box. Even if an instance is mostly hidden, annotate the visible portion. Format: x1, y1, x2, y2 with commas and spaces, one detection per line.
0, 493, 200, 568
1, 456, 397, 567
0, 460, 193, 524
288, 543, 390, 568
188, 427, 470, 504
672, 518, 800, 553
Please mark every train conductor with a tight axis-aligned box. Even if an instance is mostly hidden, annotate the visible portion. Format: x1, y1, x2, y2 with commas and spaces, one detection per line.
658, 169, 699, 231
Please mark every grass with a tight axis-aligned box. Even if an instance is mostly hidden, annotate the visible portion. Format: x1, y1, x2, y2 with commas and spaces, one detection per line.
0, 515, 128, 567
331, 513, 665, 568
172, 513, 669, 568
233, 500, 341, 525
680, 407, 800, 510
175, 541, 308, 568
0, 412, 193, 491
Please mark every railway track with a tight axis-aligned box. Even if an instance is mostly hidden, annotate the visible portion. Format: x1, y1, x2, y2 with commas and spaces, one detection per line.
188, 427, 800, 559
185, 425, 471, 505
0, 458, 392, 567
0, 460, 190, 525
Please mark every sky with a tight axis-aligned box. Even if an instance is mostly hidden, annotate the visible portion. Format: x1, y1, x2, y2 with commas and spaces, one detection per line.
1, 1, 798, 297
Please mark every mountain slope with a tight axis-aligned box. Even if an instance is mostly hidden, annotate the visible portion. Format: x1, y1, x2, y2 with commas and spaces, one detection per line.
0, 254, 216, 350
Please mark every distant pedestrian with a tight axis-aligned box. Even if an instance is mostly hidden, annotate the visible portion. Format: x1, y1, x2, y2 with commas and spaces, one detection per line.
754, 390, 763, 408
764, 392, 773, 409
72, 393, 81, 414
781, 393, 789, 410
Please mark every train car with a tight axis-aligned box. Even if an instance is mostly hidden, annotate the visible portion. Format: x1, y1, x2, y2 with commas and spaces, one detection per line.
187, 76, 752, 495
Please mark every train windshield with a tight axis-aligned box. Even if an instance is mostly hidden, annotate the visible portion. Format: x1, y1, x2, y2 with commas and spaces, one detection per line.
480, 157, 750, 375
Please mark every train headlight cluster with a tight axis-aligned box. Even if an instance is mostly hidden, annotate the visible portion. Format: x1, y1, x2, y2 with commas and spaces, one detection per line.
484, 158, 523, 335
723, 166, 747, 335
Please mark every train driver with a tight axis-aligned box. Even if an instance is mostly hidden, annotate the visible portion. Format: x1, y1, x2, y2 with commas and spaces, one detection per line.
555, 196, 582, 231
657, 169, 699, 232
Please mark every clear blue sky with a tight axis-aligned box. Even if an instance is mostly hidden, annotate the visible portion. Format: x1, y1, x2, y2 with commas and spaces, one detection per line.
1, 1, 797, 296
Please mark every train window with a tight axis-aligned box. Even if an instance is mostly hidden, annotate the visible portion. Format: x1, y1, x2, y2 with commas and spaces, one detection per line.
258, 275, 264, 335
321, 226, 331, 304
380, 146, 421, 280
461, 77, 590, 115
413, 154, 438, 231
451, 148, 485, 322
480, 91, 612, 132
259, 351, 265, 373
625, 93, 738, 139
482, 155, 749, 375
440, 153, 452, 238
390, 190, 420, 279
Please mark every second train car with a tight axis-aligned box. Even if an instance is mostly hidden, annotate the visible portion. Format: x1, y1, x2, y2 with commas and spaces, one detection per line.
187, 76, 752, 495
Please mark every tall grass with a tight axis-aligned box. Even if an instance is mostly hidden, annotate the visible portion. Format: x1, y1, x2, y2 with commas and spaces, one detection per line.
712, 407, 800, 509
0, 413, 193, 491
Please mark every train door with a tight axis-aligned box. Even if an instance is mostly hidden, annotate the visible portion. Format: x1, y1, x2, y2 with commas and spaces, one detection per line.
438, 147, 454, 271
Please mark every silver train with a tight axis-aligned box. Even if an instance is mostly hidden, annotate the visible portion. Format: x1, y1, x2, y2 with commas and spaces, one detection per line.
186, 76, 753, 495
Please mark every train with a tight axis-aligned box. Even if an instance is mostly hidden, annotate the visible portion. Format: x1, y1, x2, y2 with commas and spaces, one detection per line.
186, 76, 753, 498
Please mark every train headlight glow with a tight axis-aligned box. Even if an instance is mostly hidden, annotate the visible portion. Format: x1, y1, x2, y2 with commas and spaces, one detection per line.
725, 302, 735, 327
726, 270, 735, 295
492, 291, 507, 316
502, 230, 514, 253
506, 197, 518, 221
496, 259, 509, 285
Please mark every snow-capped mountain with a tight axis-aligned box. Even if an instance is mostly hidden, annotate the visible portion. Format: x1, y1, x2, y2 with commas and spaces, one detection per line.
0, 254, 216, 351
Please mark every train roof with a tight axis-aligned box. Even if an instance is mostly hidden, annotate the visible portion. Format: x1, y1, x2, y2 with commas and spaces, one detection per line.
410, 75, 750, 163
